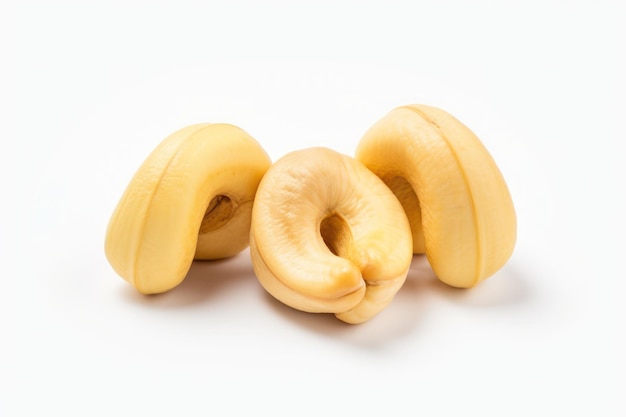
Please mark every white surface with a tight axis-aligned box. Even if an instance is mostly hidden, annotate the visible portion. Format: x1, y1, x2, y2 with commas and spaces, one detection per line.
2, 1, 624, 415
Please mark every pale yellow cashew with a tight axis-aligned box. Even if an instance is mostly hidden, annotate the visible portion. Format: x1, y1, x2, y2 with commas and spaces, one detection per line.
356, 104, 517, 288
105, 123, 271, 294
250, 147, 413, 324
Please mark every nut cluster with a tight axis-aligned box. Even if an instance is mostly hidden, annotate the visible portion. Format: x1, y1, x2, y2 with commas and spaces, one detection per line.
105, 104, 516, 324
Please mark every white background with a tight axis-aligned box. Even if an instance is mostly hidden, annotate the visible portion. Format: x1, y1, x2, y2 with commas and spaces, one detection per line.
2, 0, 624, 415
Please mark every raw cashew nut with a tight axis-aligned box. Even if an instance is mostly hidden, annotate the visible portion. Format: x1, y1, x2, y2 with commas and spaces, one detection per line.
105, 123, 271, 294
356, 104, 517, 288
250, 147, 413, 324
